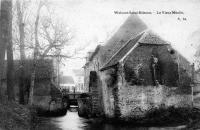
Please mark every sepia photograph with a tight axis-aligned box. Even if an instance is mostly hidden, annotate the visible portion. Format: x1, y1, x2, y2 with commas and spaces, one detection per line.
0, 0, 200, 129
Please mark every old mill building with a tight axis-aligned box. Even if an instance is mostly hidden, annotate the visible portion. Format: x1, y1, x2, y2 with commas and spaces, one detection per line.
83, 15, 193, 119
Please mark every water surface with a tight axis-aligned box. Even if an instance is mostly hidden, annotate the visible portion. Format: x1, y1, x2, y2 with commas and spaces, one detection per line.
34, 111, 186, 130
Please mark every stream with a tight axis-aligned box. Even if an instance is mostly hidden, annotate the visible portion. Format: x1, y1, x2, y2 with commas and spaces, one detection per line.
33, 111, 187, 130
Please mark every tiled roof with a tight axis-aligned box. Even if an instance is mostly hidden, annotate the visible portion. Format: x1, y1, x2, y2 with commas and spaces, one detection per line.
83, 15, 148, 68
86, 15, 180, 71
100, 15, 147, 64
100, 30, 171, 71
139, 30, 170, 45
100, 32, 145, 71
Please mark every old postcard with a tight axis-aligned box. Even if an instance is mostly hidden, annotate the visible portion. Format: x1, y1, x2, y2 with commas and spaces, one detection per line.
0, 0, 200, 130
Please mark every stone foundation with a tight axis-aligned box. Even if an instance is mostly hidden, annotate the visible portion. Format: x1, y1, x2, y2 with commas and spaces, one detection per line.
77, 98, 92, 117
118, 84, 192, 119
101, 84, 192, 119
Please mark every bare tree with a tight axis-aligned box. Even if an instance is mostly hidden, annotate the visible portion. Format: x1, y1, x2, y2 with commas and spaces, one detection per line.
29, 1, 74, 105
11, 0, 80, 105
12, 0, 36, 104
39, 16, 73, 57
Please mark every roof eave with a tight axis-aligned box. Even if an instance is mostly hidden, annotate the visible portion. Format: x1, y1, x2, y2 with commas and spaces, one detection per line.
139, 42, 170, 45
100, 31, 146, 72
100, 63, 119, 71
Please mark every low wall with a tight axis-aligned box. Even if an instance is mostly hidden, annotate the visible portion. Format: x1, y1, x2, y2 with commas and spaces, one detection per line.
118, 84, 192, 119
33, 96, 51, 110
33, 96, 63, 111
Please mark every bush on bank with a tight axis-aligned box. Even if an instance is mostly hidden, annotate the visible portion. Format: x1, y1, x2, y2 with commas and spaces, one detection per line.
0, 100, 37, 130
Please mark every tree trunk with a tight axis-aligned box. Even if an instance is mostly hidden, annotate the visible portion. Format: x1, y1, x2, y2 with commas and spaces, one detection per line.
7, 32, 15, 101
29, 69, 35, 105
29, 2, 42, 105
0, 0, 7, 99
6, 0, 14, 101
19, 66, 25, 104
16, 0, 26, 104
0, 0, 14, 101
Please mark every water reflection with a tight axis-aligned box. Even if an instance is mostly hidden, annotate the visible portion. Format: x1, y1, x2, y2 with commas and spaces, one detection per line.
54, 111, 88, 130
34, 111, 186, 130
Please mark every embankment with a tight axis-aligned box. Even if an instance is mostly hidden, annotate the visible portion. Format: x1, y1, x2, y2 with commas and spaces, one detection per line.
0, 100, 36, 130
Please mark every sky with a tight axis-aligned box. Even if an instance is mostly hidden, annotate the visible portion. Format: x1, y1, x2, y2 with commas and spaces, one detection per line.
26, 0, 200, 75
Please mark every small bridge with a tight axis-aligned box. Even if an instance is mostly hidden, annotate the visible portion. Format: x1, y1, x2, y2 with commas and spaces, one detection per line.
62, 92, 90, 106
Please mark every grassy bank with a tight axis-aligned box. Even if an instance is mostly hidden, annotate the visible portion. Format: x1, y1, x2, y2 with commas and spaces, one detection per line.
0, 100, 35, 130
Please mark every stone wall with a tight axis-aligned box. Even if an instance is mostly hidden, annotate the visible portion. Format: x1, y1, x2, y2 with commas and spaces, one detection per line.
194, 83, 200, 108
124, 44, 185, 86
33, 96, 52, 110
33, 80, 51, 110
99, 45, 193, 119
118, 84, 192, 119
84, 49, 106, 116
100, 69, 192, 119
77, 97, 92, 117
100, 69, 117, 118
193, 72, 200, 108
33, 80, 63, 111
85, 70, 103, 115
34, 80, 51, 96
84, 41, 193, 119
